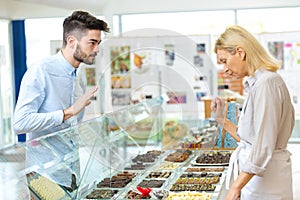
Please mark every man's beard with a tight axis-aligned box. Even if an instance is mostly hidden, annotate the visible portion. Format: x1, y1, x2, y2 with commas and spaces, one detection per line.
73, 45, 95, 65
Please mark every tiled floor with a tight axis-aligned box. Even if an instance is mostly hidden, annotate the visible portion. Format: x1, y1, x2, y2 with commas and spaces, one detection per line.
288, 143, 300, 199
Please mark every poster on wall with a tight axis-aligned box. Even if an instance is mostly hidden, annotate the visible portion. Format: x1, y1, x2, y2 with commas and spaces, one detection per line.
110, 46, 131, 74
196, 91, 207, 101
268, 41, 284, 69
196, 43, 206, 54
193, 43, 206, 68
85, 68, 96, 86
132, 50, 152, 74
111, 75, 131, 89
166, 91, 187, 104
194, 55, 204, 68
164, 44, 175, 66
284, 42, 300, 70
112, 90, 131, 106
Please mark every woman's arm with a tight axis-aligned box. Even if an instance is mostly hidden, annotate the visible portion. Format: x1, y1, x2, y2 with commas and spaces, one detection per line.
225, 172, 254, 200
211, 97, 240, 142
222, 118, 240, 142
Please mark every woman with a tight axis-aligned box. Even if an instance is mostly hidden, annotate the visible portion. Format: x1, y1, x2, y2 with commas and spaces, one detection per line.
211, 25, 294, 200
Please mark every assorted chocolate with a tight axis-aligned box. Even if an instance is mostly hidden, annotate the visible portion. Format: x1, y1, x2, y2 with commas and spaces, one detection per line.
180, 172, 222, 178
170, 183, 216, 192
166, 191, 212, 199
83, 150, 231, 199
196, 151, 231, 164
146, 171, 172, 179
138, 180, 165, 188
132, 150, 164, 163
158, 161, 180, 170
124, 163, 151, 170
185, 167, 225, 172
96, 171, 136, 188
85, 189, 118, 199
164, 150, 192, 162
175, 176, 220, 184
147, 150, 164, 156
126, 190, 151, 199
132, 154, 157, 163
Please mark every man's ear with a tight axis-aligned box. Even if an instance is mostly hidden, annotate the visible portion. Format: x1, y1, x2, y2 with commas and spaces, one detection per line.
67, 35, 76, 49
236, 46, 246, 60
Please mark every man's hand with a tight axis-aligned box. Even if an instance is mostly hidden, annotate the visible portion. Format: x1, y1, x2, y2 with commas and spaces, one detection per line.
63, 86, 98, 121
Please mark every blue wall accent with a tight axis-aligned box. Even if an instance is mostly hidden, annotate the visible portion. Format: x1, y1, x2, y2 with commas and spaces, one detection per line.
12, 20, 27, 104
12, 20, 27, 142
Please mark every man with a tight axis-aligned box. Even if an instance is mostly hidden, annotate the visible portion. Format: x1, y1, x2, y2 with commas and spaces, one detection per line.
13, 10, 109, 191
14, 10, 109, 139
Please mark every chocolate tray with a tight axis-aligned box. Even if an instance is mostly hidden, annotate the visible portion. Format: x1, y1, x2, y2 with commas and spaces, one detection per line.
190, 150, 232, 166
191, 161, 229, 166
144, 171, 173, 179
137, 179, 167, 189
95, 171, 137, 189
184, 166, 226, 173
156, 161, 181, 171
26, 171, 69, 200
84, 188, 120, 199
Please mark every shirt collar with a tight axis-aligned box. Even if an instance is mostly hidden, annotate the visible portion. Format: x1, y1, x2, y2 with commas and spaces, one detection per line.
244, 69, 264, 92
56, 50, 76, 76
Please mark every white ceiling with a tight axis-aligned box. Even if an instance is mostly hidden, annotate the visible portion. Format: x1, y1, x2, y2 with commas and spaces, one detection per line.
13, 0, 109, 12
2, 0, 300, 19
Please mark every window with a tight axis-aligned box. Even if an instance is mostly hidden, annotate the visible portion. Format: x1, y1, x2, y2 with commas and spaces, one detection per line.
237, 7, 300, 33
25, 17, 65, 67
25, 16, 106, 67
0, 19, 14, 147
119, 10, 235, 35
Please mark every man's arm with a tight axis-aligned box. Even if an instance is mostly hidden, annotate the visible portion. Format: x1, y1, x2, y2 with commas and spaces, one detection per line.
13, 67, 64, 134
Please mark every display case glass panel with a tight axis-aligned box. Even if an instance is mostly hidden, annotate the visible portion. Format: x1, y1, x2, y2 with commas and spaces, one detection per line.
0, 95, 223, 199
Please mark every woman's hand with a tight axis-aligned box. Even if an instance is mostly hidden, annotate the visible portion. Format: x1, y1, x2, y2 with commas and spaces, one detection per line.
225, 186, 241, 200
210, 97, 226, 124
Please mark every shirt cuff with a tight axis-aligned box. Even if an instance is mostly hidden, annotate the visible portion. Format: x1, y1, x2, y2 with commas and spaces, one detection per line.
242, 160, 266, 177
52, 110, 64, 125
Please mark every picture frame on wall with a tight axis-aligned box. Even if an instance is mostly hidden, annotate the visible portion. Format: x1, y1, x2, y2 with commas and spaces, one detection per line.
85, 68, 96, 86
164, 44, 175, 66
268, 41, 284, 69
110, 46, 131, 75
112, 90, 131, 106
166, 91, 187, 104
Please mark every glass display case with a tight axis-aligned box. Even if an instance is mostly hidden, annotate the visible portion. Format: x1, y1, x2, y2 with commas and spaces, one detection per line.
0, 95, 227, 200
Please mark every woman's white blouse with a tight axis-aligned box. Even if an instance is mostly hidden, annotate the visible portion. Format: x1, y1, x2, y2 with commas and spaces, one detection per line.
237, 69, 295, 176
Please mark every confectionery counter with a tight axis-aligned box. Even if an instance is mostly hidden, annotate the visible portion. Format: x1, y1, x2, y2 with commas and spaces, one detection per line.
0, 96, 232, 199
1, 149, 230, 199
0, 144, 231, 199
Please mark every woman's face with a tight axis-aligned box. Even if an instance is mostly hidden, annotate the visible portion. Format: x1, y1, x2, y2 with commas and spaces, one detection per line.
216, 47, 248, 79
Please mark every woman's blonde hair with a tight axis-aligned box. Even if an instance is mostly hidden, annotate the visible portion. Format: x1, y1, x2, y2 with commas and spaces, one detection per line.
214, 25, 281, 76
